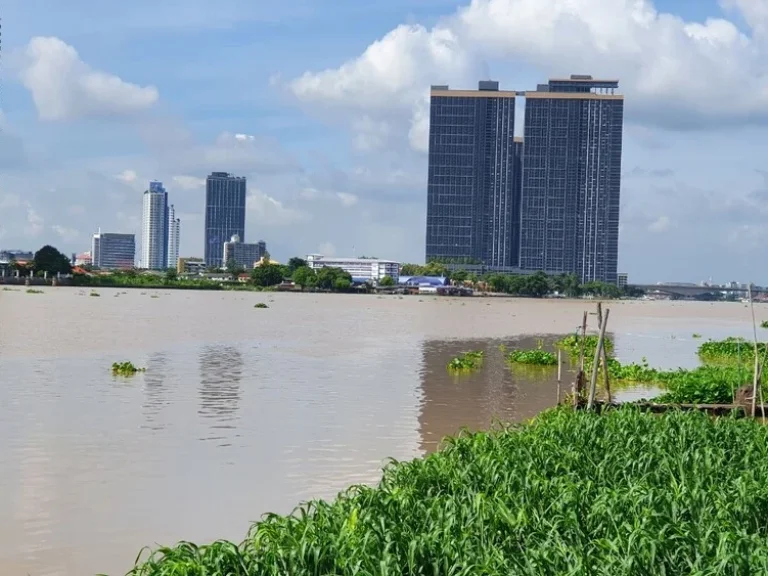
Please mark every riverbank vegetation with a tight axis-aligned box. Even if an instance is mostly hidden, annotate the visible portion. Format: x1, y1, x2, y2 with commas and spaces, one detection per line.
111, 361, 144, 376
447, 351, 484, 372
125, 407, 768, 575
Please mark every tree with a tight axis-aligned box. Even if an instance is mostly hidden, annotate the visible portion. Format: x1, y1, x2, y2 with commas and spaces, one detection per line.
316, 267, 353, 291
164, 269, 178, 282
451, 269, 468, 284
292, 266, 317, 289
287, 257, 307, 274
378, 275, 395, 287
226, 258, 245, 279
251, 263, 284, 287
33, 245, 72, 275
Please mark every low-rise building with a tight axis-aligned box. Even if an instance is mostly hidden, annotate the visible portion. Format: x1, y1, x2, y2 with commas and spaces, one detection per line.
617, 273, 628, 289
178, 257, 206, 275
92, 232, 135, 269
223, 235, 267, 269
306, 255, 400, 283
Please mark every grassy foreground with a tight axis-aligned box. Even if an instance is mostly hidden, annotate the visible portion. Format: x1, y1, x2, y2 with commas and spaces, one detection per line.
125, 407, 768, 575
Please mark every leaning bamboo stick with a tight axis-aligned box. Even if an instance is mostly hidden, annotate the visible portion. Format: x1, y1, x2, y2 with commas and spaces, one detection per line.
597, 303, 612, 403
748, 284, 759, 418
587, 308, 610, 411
573, 311, 588, 409
556, 349, 562, 404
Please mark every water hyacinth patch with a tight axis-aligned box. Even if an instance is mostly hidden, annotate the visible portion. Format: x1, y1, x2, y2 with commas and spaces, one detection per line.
111, 361, 145, 376
125, 407, 768, 575
447, 350, 484, 372
698, 337, 768, 365
507, 340, 557, 366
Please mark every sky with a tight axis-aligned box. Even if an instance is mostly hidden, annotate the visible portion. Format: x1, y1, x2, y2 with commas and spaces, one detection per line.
1, 0, 768, 283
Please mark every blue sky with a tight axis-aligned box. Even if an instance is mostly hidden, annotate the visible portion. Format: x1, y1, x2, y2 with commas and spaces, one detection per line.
1, 0, 768, 283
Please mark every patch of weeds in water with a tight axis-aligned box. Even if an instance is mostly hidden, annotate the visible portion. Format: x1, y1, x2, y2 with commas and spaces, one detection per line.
26, 288, 43, 294
698, 337, 766, 365
2, 287, 19, 291
150, 295, 159, 299
126, 408, 768, 576
447, 350, 484, 372
254, 302, 269, 309
507, 340, 557, 366
556, 333, 614, 359
90, 291, 101, 297
111, 361, 145, 376
692, 333, 702, 339
761, 320, 768, 329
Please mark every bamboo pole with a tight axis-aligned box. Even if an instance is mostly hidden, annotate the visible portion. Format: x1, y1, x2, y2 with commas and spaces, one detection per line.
587, 308, 610, 411
556, 349, 562, 404
573, 311, 588, 409
597, 303, 612, 403
748, 284, 759, 418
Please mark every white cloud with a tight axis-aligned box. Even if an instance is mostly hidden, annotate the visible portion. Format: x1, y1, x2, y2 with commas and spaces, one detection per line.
647, 215, 670, 233
20, 37, 158, 121
234, 133, 255, 141
25, 207, 44, 237
300, 187, 359, 207
246, 188, 309, 226
287, 0, 768, 149
0, 194, 22, 209
51, 224, 80, 242
172, 175, 206, 190
336, 192, 358, 207
115, 169, 137, 183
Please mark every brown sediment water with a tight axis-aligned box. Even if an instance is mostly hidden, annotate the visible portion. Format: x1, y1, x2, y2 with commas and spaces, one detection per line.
0, 288, 762, 575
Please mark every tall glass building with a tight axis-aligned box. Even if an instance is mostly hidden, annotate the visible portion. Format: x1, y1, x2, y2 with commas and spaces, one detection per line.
204, 172, 246, 268
167, 204, 181, 269
425, 81, 521, 267
519, 75, 624, 284
141, 181, 169, 270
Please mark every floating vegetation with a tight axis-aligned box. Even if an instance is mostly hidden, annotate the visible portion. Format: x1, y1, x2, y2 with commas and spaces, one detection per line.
692, 333, 702, 338
762, 320, 768, 329
125, 408, 768, 575
698, 337, 767, 365
254, 302, 269, 309
25, 288, 43, 294
507, 340, 557, 366
556, 333, 614, 359
90, 291, 101, 297
2, 287, 19, 291
447, 350, 484, 372
150, 294, 160, 299
111, 361, 145, 376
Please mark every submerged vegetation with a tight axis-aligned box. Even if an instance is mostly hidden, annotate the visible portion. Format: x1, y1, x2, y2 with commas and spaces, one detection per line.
446, 351, 484, 372
507, 340, 557, 366
111, 361, 145, 376
125, 408, 768, 575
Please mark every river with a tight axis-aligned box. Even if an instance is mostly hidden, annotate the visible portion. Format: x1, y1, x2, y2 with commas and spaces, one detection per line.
0, 287, 761, 575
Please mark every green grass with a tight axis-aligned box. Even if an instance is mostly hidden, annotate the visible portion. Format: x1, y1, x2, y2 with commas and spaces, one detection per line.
111, 361, 145, 376
124, 407, 768, 575
90, 291, 101, 297
447, 351, 484, 372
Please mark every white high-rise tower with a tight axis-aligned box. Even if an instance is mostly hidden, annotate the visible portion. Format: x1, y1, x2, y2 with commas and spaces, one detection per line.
141, 181, 168, 270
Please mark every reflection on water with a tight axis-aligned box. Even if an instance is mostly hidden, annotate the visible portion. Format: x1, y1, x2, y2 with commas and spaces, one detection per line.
198, 346, 243, 436
142, 352, 169, 429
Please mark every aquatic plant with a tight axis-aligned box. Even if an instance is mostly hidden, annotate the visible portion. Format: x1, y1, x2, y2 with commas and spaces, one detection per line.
762, 320, 768, 329
2, 287, 19, 291
692, 333, 702, 338
26, 288, 43, 294
254, 302, 269, 309
90, 291, 101, 297
556, 333, 614, 359
447, 350, 484, 372
125, 408, 768, 575
111, 361, 145, 376
507, 340, 557, 366
698, 337, 767, 365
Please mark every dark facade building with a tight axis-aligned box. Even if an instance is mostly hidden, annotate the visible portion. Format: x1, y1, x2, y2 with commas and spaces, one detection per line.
92, 232, 135, 269
425, 81, 521, 268
519, 75, 624, 284
204, 172, 246, 268
223, 235, 267, 268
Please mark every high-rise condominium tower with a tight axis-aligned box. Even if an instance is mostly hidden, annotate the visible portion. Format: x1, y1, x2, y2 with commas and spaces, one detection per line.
204, 172, 246, 268
141, 180, 169, 270
425, 81, 521, 268
167, 204, 180, 269
519, 75, 624, 284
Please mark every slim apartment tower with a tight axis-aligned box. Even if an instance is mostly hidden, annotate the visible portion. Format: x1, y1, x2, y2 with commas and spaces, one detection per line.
425, 81, 521, 267
141, 181, 169, 270
519, 75, 624, 284
167, 204, 180, 269
204, 172, 246, 268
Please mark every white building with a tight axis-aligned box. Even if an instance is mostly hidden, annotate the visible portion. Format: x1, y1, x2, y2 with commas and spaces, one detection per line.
141, 181, 169, 270
167, 204, 181, 269
306, 255, 399, 283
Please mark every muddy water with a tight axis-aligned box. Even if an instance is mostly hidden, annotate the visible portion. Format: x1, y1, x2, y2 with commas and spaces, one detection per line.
0, 288, 762, 575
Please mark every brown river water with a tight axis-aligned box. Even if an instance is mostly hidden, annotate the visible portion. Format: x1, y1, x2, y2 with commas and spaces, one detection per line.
0, 287, 763, 575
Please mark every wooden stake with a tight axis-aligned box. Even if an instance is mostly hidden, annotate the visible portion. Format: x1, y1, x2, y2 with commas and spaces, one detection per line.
556, 349, 562, 404
587, 308, 610, 411
748, 284, 759, 418
597, 303, 612, 403
573, 311, 588, 409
